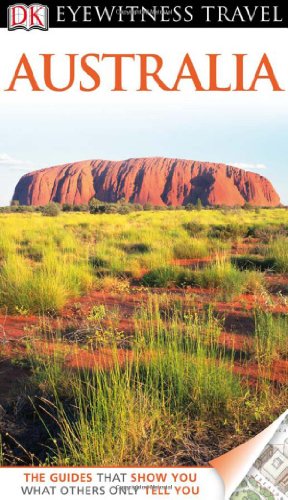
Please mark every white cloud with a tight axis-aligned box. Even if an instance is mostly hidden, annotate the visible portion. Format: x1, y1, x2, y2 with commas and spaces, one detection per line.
230, 162, 268, 171
0, 153, 33, 170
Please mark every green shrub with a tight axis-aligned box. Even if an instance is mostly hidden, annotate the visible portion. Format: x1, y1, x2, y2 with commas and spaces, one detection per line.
143, 203, 153, 211
117, 205, 132, 215
42, 203, 61, 217
208, 224, 246, 240
73, 204, 89, 212
242, 202, 254, 211
185, 203, 196, 211
196, 198, 203, 211
183, 222, 206, 236
132, 203, 144, 211
123, 243, 150, 254
62, 203, 73, 212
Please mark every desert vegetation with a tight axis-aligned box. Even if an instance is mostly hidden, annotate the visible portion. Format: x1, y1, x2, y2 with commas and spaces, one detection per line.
0, 208, 287, 465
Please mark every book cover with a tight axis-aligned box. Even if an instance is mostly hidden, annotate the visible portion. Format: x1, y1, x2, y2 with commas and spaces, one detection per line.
0, 1, 287, 498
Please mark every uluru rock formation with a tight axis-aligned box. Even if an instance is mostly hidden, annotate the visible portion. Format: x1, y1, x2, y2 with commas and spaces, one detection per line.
12, 157, 280, 207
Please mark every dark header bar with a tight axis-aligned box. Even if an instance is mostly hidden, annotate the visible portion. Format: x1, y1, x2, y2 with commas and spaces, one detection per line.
1, 1, 288, 28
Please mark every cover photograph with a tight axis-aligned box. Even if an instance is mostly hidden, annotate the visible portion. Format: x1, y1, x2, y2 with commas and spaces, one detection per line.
0, 1, 287, 499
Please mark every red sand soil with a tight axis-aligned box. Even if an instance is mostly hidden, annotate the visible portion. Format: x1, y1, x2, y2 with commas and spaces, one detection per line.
22, 340, 133, 371
0, 278, 287, 383
0, 314, 39, 340
234, 360, 288, 385
231, 238, 261, 255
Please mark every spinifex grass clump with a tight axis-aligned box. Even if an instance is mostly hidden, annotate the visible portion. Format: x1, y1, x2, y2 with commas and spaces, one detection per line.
253, 309, 288, 366
141, 266, 181, 287
134, 294, 223, 351
0, 237, 92, 314
192, 260, 247, 298
266, 238, 288, 273
173, 238, 210, 260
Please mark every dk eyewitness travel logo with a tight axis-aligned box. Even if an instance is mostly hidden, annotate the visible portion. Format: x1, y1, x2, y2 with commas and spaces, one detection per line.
8, 3, 49, 30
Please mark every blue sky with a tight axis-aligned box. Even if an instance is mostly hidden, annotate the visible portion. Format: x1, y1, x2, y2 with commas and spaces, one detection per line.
0, 98, 286, 206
